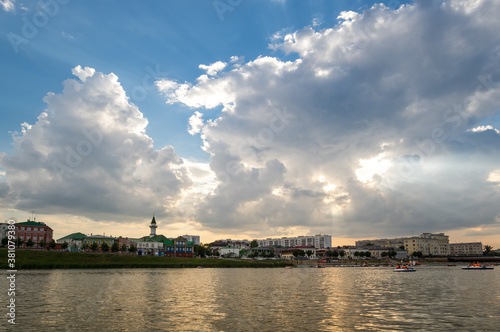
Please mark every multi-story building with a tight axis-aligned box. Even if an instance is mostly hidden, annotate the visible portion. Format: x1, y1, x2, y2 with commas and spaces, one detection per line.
15, 219, 53, 247
355, 237, 407, 249
0, 222, 10, 240
449, 242, 483, 256
404, 233, 449, 256
181, 235, 200, 245
164, 236, 195, 257
85, 234, 116, 249
257, 234, 332, 249
217, 247, 241, 257
117, 236, 138, 251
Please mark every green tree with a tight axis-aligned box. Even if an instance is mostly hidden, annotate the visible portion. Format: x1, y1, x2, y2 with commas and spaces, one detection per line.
90, 242, 98, 252
365, 251, 372, 258
365, 242, 374, 246
399, 245, 405, 250
292, 249, 305, 257
195, 244, 211, 257
359, 251, 366, 258
49, 239, 57, 250
484, 245, 493, 255
81, 242, 89, 251
388, 250, 397, 259
203, 243, 213, 256
381, 251, 388, 258
16, 238, 24, 247
326, 250, 335, 257
339, 250, 345, 258
101, 242, 110, 252
111, 242, 119, 253
128, 244, 137, 253
412, 251, 423, 258
61, 242, 68, 250
1, 237, 8, 247
305, 250, 313, 258
354, 251, 360, 258
25, 238, 35, 248
38, 239, 45, 249
239, 249, 247, 257
120, 244, 127, 253
250, 240, 259, 248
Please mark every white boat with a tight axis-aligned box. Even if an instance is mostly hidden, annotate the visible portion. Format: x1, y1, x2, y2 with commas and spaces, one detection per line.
462, 264, 494, 270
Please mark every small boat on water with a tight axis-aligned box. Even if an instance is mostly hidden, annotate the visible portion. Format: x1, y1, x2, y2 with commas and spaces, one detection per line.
316, 264, 326, 268
462, 263, 494, 270
285, 266, 293, 269
394, 264, 416, 272
197, 266, 204, 269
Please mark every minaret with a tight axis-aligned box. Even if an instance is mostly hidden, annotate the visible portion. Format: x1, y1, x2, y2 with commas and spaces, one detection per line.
149, 215, 157, 238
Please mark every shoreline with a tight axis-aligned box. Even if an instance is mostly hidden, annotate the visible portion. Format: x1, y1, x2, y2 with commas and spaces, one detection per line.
0, 249, 291, 269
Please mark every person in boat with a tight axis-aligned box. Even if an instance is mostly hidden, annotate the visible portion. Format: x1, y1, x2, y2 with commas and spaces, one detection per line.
396, 265, 400, 269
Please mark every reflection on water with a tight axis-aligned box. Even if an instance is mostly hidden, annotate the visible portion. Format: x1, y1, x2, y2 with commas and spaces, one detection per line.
2, 266, 499, 331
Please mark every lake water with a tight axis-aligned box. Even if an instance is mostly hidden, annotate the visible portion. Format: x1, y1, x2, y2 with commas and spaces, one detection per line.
2, 266, 500, 331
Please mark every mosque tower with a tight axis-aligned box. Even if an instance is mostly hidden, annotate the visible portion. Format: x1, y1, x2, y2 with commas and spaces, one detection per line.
149, 215, 157, 238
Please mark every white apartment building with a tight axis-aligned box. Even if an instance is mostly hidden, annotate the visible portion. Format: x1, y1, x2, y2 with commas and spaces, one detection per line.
257, 234, 332, 249
181, 235, 201, 245
449, 242, 483, 256
404, 233, 450, 256
0, 222, 10, 240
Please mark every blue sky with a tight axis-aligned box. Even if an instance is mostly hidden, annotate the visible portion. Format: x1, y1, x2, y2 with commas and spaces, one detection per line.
1, 0, 500, 248
0, 0, 404, 159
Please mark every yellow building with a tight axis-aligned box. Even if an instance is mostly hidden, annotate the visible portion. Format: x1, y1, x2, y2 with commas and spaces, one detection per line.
404, 233, 449, 256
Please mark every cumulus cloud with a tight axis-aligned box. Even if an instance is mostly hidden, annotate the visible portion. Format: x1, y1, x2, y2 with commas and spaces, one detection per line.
0, 67, 192, 222
158, 0, 500, 238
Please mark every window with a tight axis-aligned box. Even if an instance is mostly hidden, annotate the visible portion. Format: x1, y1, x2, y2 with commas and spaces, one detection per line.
27, 227, 31, 231
34, 228, 38, 231
98, 240, 101, 245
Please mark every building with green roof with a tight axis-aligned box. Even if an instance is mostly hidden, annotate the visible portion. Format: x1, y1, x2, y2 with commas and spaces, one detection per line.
57, 232, 87, 252
15, 219, 53, 248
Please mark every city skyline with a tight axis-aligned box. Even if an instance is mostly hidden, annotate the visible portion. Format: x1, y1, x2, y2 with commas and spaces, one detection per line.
1, 0, 500, 248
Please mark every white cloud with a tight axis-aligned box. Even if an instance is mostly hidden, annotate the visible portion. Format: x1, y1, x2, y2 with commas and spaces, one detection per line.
71, 65, 95, 82
188, 111, 204, 135
487, 170, 500, 183
0, 0, 15, 12
355, 154, 392, 184
199, 61, 227, 76
0, 67, 192, 223
469, 125, 500, 134
158, 0, 500, 238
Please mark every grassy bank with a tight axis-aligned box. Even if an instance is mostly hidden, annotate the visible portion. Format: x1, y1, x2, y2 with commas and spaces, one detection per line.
0, 249, 291, 269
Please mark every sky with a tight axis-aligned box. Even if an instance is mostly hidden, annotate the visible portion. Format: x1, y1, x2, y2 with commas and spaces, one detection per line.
1, 0, 500, 248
